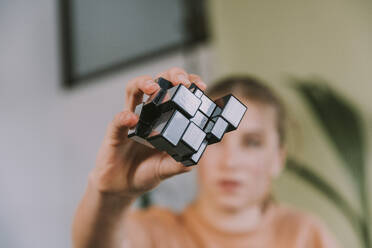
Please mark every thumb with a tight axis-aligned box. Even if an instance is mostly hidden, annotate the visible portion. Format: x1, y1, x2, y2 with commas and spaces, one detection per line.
103, 110, 139, 147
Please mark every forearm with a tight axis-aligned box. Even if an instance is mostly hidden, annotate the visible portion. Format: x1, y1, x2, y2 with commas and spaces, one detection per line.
72, 176, 135, 248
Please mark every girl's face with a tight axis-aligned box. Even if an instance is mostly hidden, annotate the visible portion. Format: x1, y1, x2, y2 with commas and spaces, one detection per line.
197, 99, 286, 211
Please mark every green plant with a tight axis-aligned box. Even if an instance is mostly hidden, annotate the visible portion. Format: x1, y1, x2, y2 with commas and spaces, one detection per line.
287, 77, 370, 248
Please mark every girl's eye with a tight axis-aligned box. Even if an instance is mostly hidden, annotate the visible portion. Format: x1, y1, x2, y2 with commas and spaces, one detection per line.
242, 137, 262, 147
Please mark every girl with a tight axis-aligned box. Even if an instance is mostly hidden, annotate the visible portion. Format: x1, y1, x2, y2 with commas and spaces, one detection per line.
73, 67, 338, 248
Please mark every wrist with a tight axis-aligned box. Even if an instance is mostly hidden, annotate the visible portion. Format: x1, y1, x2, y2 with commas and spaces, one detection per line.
87, 172, 136, 207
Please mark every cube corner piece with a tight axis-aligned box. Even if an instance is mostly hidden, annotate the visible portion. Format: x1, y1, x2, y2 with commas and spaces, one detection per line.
128, 122, 154, 148
213, 94, 247, 132
156, 77, 173, 90
189, 83, 203, 98
172, 122, 206, 157
146, 109, 189, 152
181, 139, 208, 166
204, 116, 229, 144
159, 84, 202, 118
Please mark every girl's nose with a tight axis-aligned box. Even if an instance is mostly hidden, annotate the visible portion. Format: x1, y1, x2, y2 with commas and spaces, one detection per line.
220, 135, 241, 169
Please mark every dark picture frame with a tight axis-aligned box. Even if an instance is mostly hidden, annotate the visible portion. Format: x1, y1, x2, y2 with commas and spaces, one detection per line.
59, 0, 209, 88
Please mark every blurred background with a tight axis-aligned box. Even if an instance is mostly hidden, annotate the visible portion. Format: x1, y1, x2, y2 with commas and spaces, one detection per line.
1, 0, 371, 247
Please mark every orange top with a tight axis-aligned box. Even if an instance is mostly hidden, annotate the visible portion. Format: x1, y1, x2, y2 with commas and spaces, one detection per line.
125, 203, 338, 248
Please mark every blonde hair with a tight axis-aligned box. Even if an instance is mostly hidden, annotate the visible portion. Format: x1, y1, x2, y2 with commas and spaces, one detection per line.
207, 76, 287, 146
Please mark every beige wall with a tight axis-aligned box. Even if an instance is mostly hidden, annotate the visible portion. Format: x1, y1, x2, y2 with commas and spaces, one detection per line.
208, 0, 372, 247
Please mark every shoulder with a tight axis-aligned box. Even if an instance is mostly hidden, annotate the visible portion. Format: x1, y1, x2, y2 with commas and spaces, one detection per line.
270, 204, 339, 248
124, 206, 188, 247
271, 204, 318, 227
127, 206, 181, 224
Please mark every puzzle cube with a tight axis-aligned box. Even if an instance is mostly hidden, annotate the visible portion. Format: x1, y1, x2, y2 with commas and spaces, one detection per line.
127, 77, 247, 166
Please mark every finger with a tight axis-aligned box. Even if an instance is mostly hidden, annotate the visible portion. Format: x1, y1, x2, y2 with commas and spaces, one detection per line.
155, 154, 194, 181
125, 75, 160, 111
103, 110, 139, 147
155, 71, 170, 82
168, 67, 191, 87
188, 74, 207, 91
156, 67, 191, 87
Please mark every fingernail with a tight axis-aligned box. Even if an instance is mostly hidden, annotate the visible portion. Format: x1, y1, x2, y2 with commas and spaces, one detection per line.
145, 80, 155, 86
145, 80, 159, 90
177, 74, 191, 86
199, 81, 207, 89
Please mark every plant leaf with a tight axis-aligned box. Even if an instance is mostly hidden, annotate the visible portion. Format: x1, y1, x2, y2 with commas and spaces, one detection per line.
290, 78, 366, 185
286, 158, 361, 234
